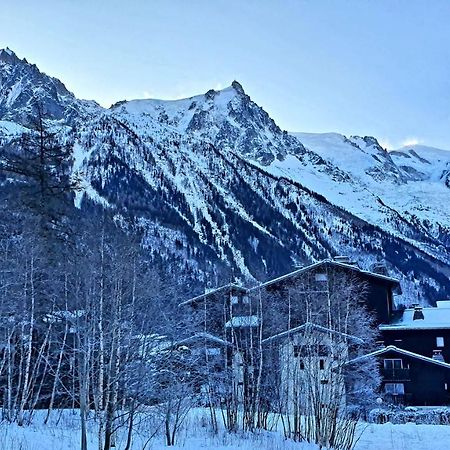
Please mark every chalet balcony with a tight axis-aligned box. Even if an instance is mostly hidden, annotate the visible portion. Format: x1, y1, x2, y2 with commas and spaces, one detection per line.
382, 368, 411, 381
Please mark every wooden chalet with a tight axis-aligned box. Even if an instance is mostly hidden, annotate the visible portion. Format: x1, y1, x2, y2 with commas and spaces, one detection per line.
349, 345, 450, 406
179, 256, 450, 407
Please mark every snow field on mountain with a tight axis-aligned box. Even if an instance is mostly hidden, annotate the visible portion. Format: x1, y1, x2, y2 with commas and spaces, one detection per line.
290, 133, 450, 250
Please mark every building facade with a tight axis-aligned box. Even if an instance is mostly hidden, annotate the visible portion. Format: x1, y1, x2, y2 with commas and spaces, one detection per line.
179, 257, 450, 407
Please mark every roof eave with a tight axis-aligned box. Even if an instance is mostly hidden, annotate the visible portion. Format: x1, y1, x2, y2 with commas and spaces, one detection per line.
262, 322, 364, 345
178, 283, 247, 307
249, 259, 400, 292
348, 345, 450, 369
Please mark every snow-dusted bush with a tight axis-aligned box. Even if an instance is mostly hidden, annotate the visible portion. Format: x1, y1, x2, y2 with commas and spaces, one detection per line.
369, 407, 450, 425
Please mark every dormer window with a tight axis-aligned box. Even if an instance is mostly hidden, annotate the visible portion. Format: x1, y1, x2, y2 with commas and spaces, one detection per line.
315, 273, 328, 282
384, 359, 403, 369
412, 305, 424, 320
192, 347, 221, 357
205, 348, 221, 356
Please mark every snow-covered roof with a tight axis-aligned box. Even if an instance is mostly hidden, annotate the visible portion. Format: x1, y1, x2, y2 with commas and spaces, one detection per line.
248, 259, 401, 292
179, 283, 246, 307
179, 259, 400, 308
262, 322, 364, 345
225, 315, 260, 328
133, 333, 173, 355
176, 332, 231, 347
43, 310, 85, 323
348, 345, 450, 370
380, 301, 450, 331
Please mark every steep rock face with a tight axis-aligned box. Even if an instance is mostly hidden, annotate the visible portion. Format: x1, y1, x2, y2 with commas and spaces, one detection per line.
0, 48, 97, 126
1, 49, 449, 304
111, 81, 306, 165
110, 84, 353, 190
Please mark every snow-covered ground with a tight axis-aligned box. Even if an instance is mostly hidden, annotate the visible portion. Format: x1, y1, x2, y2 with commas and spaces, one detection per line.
2, 409, 450, 450
356, 422, 450, 450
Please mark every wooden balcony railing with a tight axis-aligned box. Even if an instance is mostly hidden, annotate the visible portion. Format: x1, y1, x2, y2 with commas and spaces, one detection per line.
382, 368, 410, 381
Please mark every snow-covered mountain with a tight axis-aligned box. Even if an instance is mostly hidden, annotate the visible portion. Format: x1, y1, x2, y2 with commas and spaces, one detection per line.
1, 48, 449, 304
287, 133, 450, 258
391, 144, 450, 187
0, 48, 97, 127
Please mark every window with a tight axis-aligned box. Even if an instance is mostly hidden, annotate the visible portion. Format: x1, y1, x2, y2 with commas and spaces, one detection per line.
384, 359, 403, 369
319, 359, 325, 370
231, 296, 239, 305
315, 273, 328, 282
299, 360, 305, 370
384, 383, 405, 395
295, 344, 328, 357
192, 347, 220, 357
437, 337, 445, 348
242, 296, 250, 305
205, 348, 221, 356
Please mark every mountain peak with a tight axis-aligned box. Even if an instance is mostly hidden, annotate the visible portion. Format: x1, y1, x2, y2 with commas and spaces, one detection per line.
231, 80, 245, 95
0, 47, 90, 126
203, 81, 245, 100
0, 47, 19, 64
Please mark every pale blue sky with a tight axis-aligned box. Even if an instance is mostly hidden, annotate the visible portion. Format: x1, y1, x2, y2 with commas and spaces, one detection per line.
2, 0, 450, 149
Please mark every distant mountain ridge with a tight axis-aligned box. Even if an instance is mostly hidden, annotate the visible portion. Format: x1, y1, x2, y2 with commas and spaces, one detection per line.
1, 48, 449, 304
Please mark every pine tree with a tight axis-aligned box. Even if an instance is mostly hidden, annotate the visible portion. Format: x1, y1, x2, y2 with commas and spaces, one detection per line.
0, 103, 79, 240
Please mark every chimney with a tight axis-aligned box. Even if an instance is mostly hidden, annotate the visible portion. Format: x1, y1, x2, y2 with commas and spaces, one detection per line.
436, 301, 450, 309
433, 350, 445, 362
334, 255, 350, 263
371, 261, 389, 276
333, 255, 358, 266
412, 304, 424, 320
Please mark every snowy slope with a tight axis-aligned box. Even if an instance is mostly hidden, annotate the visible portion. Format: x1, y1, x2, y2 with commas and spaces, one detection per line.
390, 144, 450, 184
288, 132, 450, 259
